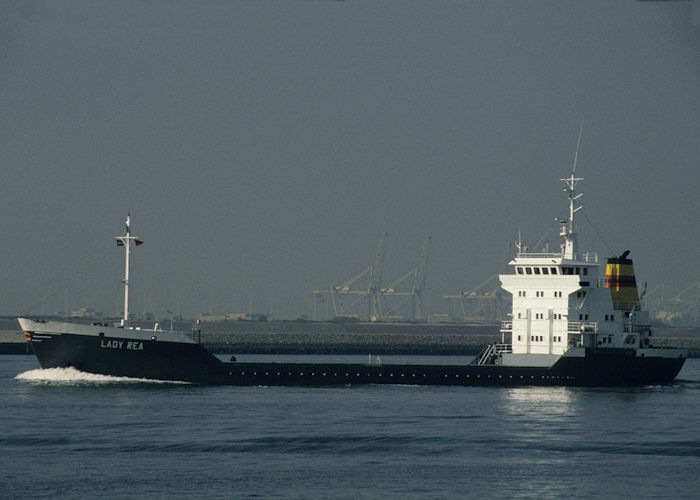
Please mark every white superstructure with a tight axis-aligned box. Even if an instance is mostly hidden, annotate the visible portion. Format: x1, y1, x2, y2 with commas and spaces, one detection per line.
496, 170, 675, 368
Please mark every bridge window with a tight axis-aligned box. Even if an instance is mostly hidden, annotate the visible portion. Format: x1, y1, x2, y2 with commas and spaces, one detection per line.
517, 267, 524, 274
534, 268, 541, 275
542, 268, 549, 275
526, 267, 532, 275
550, 267, 558, 274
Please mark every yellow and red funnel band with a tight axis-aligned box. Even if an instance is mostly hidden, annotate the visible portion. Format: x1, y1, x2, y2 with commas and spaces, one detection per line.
605, 264, 637, 288
605, 252, 640, 310
23, 331, 32, 341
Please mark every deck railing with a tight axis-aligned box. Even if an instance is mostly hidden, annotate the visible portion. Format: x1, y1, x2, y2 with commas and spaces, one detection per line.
567, 321, 598, 333
494, 343, 512, 353
502, 320, 598, 334
516, 252, 563, 259
515, 251, 598, 262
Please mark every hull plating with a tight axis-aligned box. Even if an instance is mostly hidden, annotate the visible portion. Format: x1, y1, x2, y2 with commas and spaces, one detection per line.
26, 330, 685, 387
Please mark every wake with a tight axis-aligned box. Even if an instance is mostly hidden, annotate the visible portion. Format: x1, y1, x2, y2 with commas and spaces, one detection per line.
15, 366, 189, 385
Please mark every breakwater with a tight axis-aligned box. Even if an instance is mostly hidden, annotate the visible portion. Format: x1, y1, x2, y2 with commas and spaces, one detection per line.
3, 320, 699, 356
194, 320, 501, 355
200, 331, 500, 355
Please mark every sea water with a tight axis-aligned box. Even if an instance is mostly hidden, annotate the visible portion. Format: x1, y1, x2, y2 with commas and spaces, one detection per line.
2, 354, 699, 499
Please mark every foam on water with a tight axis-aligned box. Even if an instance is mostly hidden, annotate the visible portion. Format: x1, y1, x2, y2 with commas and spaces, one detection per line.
15, 366, 189, 385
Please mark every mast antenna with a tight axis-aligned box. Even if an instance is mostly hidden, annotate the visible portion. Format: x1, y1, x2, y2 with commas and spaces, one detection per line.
572, 120, 584, 174
560, 123, 585, 259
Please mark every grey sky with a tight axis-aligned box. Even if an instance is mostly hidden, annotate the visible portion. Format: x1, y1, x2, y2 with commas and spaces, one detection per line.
2, 1, 698, 319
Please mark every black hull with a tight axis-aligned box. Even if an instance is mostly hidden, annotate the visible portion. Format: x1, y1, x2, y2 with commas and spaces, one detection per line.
26, 330, 686, 387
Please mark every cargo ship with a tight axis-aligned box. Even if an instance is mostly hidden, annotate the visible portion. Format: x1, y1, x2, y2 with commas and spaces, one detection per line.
19, 171, 686, 386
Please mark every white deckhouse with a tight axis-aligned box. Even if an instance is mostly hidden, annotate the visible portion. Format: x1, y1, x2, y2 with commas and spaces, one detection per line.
496, 172, 657, 367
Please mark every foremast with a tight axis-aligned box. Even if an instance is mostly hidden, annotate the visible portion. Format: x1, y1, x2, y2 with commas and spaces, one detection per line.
559, 127, 584, 260
115, 215, 143, 327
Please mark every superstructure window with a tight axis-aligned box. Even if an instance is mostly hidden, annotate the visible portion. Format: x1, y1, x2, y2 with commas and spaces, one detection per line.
517, 267, 524, 275
534, 268, 541, 275
526, 268, 532, 275
583, 268, 588, 276
542, 268, 549, 275
550, 267, 558, 274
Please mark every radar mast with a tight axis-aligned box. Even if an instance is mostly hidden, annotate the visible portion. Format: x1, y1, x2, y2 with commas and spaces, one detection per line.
559, 124, 584, 260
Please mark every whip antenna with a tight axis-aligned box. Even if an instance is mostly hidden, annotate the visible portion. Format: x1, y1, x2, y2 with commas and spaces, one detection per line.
572, 120, 584, 174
